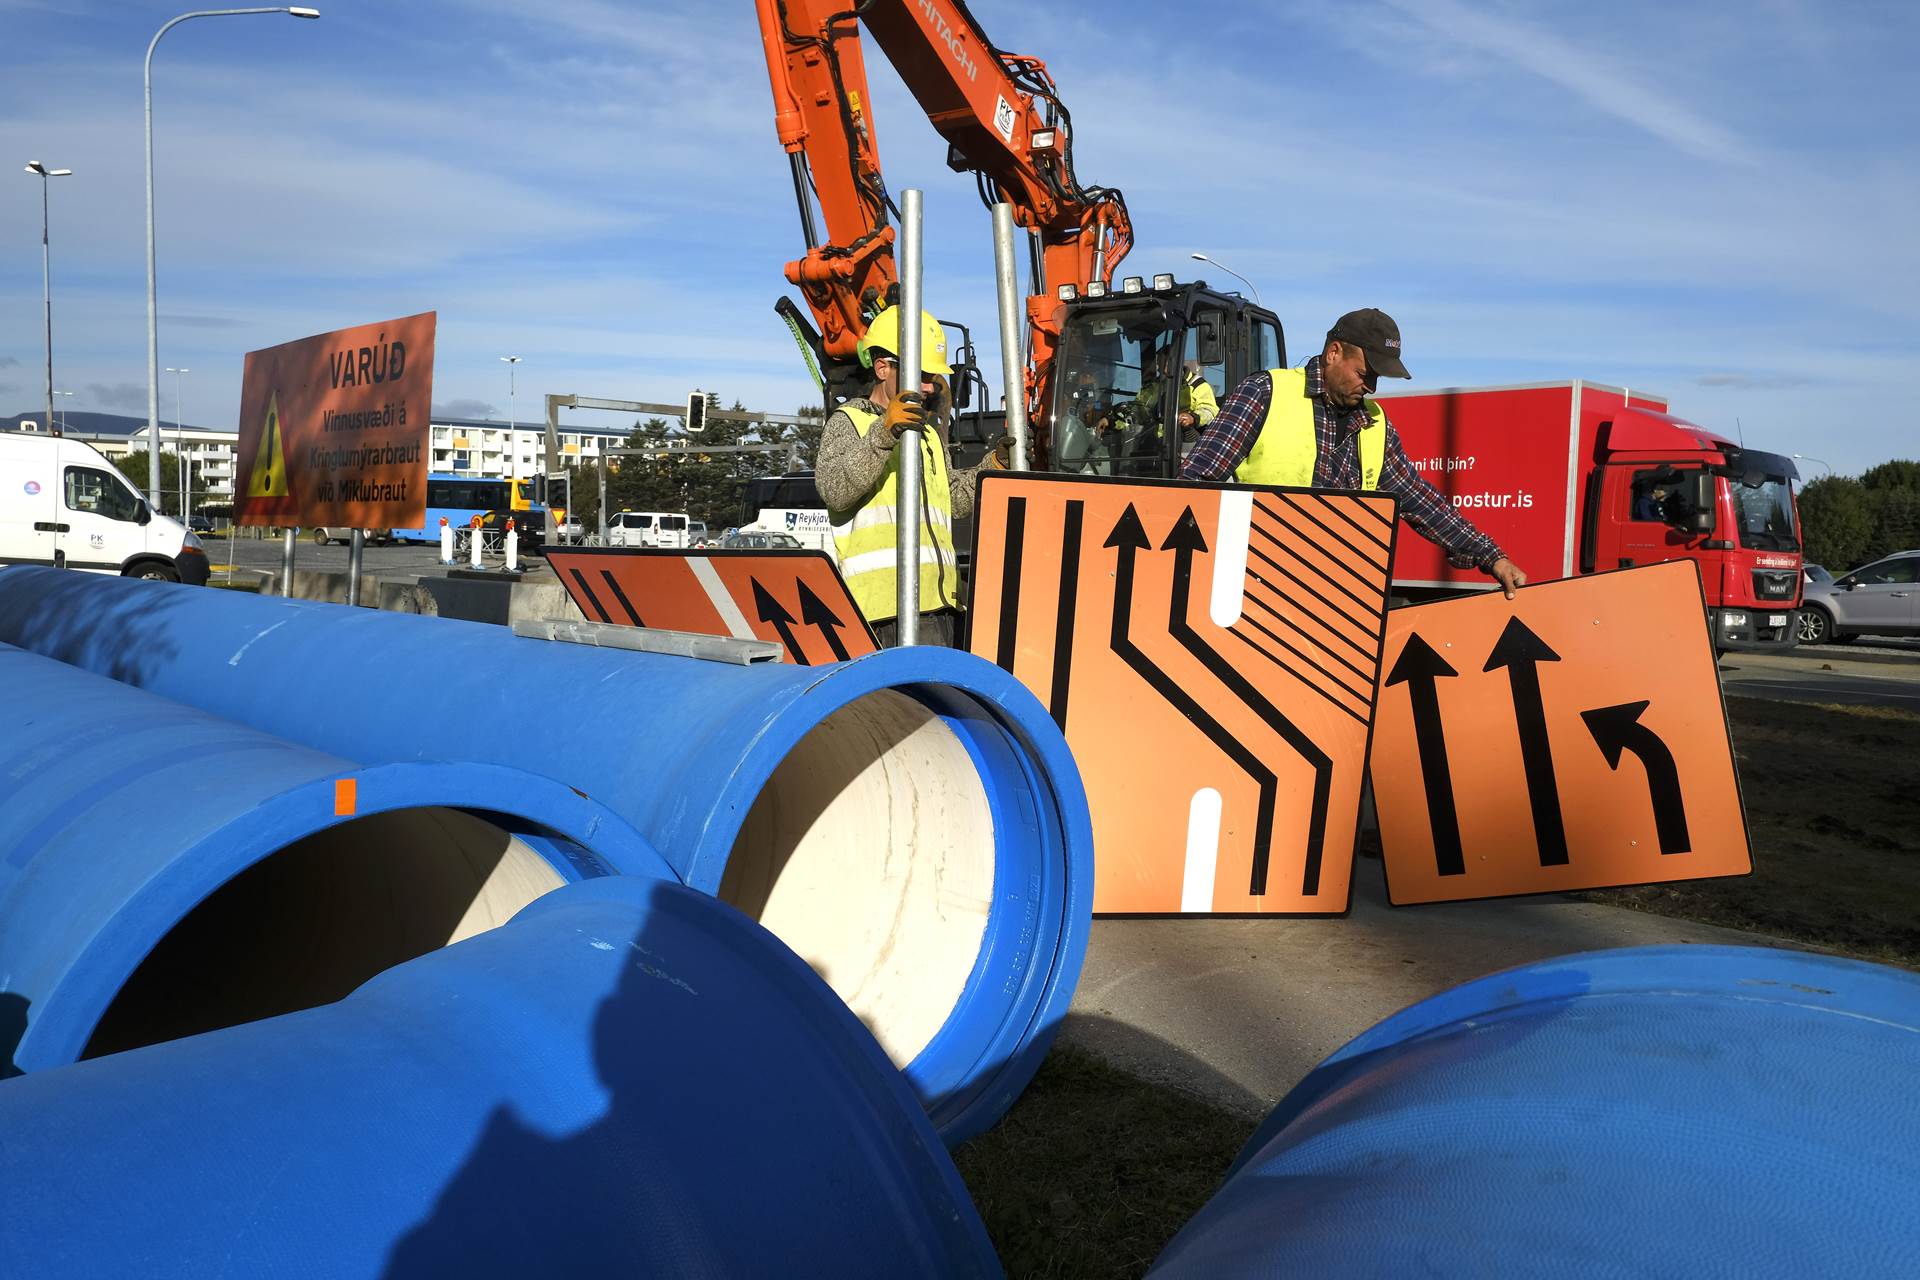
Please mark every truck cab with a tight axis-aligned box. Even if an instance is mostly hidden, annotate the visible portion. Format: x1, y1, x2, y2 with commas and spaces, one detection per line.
1584, 410, 1802, 650
0, 429, 210, 585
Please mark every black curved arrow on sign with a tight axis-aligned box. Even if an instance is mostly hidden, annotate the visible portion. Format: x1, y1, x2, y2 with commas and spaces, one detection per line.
1581, 699, 1690, 854
795, 579, 852, 662
1484, 616, 1569, 867
1106, 504, 1280, 901
1385, 632, 1464, 876
1162, 507, 1333, 898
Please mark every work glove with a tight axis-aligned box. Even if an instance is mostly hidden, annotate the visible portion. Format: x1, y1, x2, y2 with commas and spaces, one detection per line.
882, 391, 928, 441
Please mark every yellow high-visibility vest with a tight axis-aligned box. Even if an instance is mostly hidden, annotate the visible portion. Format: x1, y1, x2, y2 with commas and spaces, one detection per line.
1234, 367, 1385, 490
830, 404, 957, 624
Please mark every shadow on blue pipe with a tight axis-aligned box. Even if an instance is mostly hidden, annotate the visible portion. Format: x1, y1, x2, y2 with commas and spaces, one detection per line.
0, 877, 1001, 1279
0, 642, 670, 1075
0, 569, 1095, 1144
1151, 945, 1920, 1277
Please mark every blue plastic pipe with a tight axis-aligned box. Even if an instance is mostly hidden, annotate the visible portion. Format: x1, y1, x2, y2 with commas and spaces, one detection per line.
0, 568, 1094, 1143
0, 641, 670, 1075
1151, 945, 1920, 1277
0, 876, 1001, 1279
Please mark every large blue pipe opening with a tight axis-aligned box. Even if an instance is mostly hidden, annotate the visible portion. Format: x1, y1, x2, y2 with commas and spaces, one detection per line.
0, 877, 1001, 1278
0, 642, 669, 1075
1152, 946, 1920, 1277
0, 569, 1094, 1141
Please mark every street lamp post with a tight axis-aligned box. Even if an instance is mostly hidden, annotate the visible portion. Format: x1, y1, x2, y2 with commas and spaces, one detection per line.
167, 366, 190, 517
1189, 252, 1262, 305
501, 355, 521, 481
146, 7, 321, 507
1792, 453, 1833, 480
25, 161, 73, 439
53, 390, 74, 433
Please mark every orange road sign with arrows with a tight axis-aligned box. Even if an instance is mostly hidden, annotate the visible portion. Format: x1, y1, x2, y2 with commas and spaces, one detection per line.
544, 547, 877, 666
1369, 559, 1751, 904
969, 473, 1398, 914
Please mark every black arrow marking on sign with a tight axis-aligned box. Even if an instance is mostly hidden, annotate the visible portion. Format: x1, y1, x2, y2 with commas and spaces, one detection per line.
1385, 632, 1464, 876
1581, 700, 1690, 854
1484, 616, 1569, 867
1106, 504, 1279, 899
750, 578, 806, 662
1162, 507, 1333, 898
795, 578, 852, 662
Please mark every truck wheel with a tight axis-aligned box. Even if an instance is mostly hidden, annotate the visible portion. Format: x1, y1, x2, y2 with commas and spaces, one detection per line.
129, 562, 179, 583
1797, 607, 1832, 645
312, 528, 333, 546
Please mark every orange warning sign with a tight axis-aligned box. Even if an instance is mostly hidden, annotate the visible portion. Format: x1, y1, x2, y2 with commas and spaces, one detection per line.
1369, 559, 1751, 904
970, 473, 1397, 914
544, 547, 877, 666
235, 312, 435, 529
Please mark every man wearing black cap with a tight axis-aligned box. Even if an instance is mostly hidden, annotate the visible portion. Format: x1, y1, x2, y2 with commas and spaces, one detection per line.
1183, 309, 1526, 597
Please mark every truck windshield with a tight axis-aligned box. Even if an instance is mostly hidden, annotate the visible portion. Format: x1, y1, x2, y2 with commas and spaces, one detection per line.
1052, 304, 1175, 477
1731, 474, 1799, 551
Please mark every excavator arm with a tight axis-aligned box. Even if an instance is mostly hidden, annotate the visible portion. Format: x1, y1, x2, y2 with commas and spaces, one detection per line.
755, 0, 1132, 420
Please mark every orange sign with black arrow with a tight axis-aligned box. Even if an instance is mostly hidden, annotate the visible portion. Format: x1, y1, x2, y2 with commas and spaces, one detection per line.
970, 473, 1397, 914
544, 547, 876, 665
1370, 559, 1750, 904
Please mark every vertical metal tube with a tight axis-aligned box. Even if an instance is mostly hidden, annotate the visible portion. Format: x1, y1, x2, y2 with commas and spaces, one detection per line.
279, 526, 295, 598
144, 41, 163, 507
40, 173, 54, 442
346, 529, 364, 606
991, 204, 1031, 472
1091, 229, 1107, 287
790, 153, 820, 249
894, 189, 925, 645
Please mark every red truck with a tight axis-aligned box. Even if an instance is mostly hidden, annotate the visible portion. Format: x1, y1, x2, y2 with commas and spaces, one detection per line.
1373, 380, 1804, 651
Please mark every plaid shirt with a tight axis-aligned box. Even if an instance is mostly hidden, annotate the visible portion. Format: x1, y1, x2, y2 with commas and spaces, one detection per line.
1182, 357, 1506, 571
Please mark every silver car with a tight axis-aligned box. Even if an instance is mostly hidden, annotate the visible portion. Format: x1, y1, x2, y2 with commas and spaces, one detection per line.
1797, 550, 1920, 644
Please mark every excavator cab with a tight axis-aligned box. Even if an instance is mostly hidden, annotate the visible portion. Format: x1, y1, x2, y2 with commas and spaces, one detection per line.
1045, 281, 1285, 480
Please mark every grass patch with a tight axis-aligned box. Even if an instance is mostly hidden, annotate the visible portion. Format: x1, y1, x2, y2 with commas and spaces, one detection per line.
1576, 697, 1920, 967
953, 1046, 1251, 1279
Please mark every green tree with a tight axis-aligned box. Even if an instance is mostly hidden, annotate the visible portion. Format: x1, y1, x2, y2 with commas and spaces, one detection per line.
113, 451, 184, 515
1860, 459, 1920, 492
1865, 488, 1920, 561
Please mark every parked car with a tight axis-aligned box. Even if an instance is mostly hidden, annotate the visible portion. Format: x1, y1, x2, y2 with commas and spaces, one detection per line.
606, 510, 691, 549
1803, 563, 1833, 586
689, 520, 710, 548
719, 531, 805, 550
1797, 550, 1920, 644
311, 527, 392, 546
187, 514, 214, 534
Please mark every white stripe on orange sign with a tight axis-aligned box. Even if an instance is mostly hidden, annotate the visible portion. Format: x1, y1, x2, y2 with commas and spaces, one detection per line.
1181, 787, 1223, 913
1210, 491, 1252, 628
689, 557, 757, 639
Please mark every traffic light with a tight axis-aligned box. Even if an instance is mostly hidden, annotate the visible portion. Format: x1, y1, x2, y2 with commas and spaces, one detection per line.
686, 390, 706, 434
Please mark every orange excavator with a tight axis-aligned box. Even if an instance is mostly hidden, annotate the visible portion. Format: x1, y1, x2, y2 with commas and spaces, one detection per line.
755, 0, 1287, 477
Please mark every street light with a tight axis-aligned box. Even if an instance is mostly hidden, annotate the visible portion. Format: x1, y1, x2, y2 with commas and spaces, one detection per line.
500, 355, 521, 480
167, 366, 190, 517
53, 389, 74, 433
1189, 252, 1262, 305
25, 160, 73, 440
1792, 453, 1832, 480
145, 7, 321, 507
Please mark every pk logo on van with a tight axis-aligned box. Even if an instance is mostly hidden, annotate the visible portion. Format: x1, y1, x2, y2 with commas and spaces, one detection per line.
22, 481, 39, 496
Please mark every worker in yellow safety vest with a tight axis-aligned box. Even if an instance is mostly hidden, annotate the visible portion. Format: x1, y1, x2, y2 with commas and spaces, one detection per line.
1182, 308, 1526, 598
813, 304, 1016, 646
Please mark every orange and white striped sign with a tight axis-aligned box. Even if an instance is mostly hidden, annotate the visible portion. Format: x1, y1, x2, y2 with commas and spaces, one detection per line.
544, 547, 877, 666
969, 473, 1397, 914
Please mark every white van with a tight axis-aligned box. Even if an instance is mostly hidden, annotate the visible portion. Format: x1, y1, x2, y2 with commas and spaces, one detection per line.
606, 510, 691, 549
0, 431, 211, 584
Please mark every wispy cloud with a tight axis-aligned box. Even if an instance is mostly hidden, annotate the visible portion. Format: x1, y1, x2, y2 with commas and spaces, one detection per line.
85, 382, 147, 412
1376, 0, 1759, 165
433, 399, 497, 419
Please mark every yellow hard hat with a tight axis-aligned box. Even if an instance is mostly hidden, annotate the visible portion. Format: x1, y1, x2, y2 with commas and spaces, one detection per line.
857, 305, 953, 376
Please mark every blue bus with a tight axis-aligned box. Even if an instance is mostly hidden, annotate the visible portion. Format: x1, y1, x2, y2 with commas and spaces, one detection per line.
389, 473, 548, 543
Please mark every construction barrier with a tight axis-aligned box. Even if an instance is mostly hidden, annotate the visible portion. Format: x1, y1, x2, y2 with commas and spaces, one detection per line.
0, 876, 1000, 1278
0, 642, 667, 1075
0, 568, 1094, 1143
1151, 945, 1920, 1277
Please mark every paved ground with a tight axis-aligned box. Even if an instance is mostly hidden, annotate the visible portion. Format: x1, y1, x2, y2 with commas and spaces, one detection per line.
212, 532, 562, 584
1718, 644, 1920, 711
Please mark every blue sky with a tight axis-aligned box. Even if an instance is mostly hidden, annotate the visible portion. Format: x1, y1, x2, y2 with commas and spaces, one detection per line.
2, 0, 1915, 475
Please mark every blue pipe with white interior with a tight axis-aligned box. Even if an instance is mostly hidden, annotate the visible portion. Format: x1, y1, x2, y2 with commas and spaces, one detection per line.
0, 641, 670, 1075
1150, 945, 1920, 1277
0, 567, 1093, 1142
0, 876, 1001, 1278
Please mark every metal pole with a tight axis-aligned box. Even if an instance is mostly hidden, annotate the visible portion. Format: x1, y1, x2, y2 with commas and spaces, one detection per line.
991, 203, 1031, 471
280, 525, 296, 597
38, 170, 54, 441
894, 189, 925, 645
597, 462, 608, 543
346, 529, 363, 605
